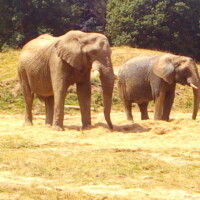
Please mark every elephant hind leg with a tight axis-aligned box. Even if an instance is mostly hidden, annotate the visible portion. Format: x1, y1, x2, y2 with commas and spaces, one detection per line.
138, 102, 149, 120
19, 69, 34, 126
44, 96, 54, 126
118, 80, 133, 121
76, 76, 91, 129
124, 100, 133, 121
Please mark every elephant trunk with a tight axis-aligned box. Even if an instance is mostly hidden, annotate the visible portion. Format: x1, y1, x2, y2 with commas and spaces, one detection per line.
192, 82, 200, 120
187, 70, 200, 119
92, 59, 115, 129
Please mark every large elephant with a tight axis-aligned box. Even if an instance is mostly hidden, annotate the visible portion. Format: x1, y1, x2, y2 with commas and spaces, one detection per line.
118, 53, 200, 121
18, 30, 115, 131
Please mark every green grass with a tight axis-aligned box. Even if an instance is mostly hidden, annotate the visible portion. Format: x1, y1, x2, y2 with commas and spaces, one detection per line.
0, 183, 104, 200
0, 49, 20, 81
0, 135, 36, 149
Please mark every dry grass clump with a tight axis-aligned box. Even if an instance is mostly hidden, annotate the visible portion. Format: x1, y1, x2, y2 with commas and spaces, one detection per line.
151, 126, 173, 135
149, 121, 180, 135
0, 112, 200, 199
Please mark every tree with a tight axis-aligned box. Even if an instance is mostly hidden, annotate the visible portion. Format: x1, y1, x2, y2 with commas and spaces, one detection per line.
1, 0, 200, 60
0, 0, 84, 48
106, 0, 200, 60
0, 0, 16, 49
79, 0, 107, 32
0, 0, 107, 49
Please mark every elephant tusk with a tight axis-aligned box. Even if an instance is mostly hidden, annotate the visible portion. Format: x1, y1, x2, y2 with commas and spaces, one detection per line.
93, 70, 100, 78
190, 83, 198, 90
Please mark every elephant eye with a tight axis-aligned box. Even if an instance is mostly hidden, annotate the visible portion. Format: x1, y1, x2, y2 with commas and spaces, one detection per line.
90, 49, 97, 55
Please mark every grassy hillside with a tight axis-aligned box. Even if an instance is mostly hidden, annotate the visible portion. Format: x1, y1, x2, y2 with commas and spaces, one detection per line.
0, 47, 199, 113
0, 47, 161, 82
0, 49, 20, 81
111, 46, 161, 68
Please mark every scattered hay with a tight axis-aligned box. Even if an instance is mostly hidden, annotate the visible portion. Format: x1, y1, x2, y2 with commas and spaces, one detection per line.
150, 125, 180, 135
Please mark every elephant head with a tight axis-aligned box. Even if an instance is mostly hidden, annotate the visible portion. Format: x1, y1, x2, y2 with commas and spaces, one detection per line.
152, 53, 200, 119
55, 30, 115, 128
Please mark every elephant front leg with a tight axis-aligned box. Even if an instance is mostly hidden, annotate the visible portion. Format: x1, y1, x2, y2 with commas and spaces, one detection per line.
51, 75, 68, 131
44, 96, 54, 126
76, 75, 91, 129
154, 91, 166, 120
20, 71, 34, 126
162, 88, 175, 121
53, 91, 67, 131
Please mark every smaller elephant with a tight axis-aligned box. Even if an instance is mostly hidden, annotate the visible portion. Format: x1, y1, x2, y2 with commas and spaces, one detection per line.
118, 53, 200, 121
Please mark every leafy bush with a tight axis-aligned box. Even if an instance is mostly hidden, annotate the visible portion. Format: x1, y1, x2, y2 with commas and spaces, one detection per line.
106, 0, 200, 60
65, 93, 78, 106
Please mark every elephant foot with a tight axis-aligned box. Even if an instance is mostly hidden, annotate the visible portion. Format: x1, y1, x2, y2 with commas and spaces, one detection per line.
154, 115, 163, 120
126, 116, 133, 121
81, 124, 92, 130
162, 118, 170, 122
105, 119, 113, 129
141, 116, 149, 120
154, 118, 161, 121
52, 125, 65, 131
127, 119, 134, 124
45, 123, 52, 128
161, 116, 170, 121
108, 123, 113, 129
23, 121, 33, 126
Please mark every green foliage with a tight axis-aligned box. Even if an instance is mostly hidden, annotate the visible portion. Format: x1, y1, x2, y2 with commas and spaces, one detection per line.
0, 0, 106, 49
90, 77, 100, 86
0, 81, 24, 111
92, 93, 103, 107
106, 0, 200, 60
1, 0, 200, 60
65, 93, 78, 106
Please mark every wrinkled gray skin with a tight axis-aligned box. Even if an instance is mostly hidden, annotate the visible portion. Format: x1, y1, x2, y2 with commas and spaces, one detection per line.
18, 30, 115, 131
118, 54, 200, 121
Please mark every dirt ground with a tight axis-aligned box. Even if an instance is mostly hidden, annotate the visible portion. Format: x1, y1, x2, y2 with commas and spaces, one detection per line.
0, 111, 200, 200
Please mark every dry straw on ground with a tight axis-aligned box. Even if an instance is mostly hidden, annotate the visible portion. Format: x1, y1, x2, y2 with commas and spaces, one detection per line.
0, 111, 200, 200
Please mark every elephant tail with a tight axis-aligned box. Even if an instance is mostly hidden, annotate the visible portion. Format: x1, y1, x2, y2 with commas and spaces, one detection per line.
117, 75, 128, 104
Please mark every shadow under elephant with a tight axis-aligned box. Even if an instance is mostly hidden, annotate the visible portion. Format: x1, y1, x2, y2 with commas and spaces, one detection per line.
64, 122, 151, 133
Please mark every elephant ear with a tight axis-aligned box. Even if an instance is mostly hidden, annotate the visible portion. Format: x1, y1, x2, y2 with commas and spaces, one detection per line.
55, 33, 84, 70
152, 55, 175, 84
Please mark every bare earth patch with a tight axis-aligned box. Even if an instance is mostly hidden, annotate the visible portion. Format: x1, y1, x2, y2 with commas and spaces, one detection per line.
0, 111, 200, 200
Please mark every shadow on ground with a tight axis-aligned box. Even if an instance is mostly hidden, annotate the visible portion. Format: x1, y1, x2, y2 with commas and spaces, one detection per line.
64, 122, 151, 133
114, 123, 151, 133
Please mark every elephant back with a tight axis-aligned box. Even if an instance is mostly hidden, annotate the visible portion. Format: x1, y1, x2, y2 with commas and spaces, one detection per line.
22, 34, 57, 52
